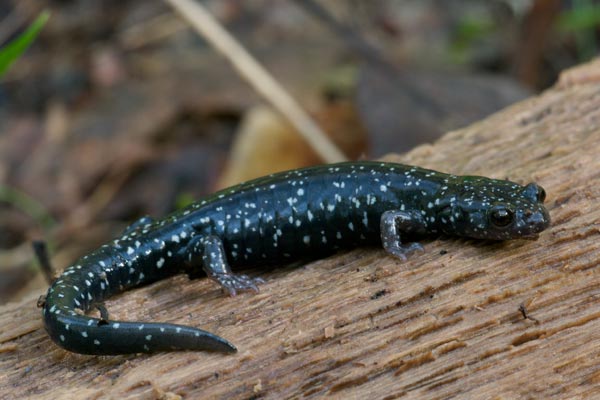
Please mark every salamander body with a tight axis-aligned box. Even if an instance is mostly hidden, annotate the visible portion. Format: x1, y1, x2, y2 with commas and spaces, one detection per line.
42, 161, 550, 355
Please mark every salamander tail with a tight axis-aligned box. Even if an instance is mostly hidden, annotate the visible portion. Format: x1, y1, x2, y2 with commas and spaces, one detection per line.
43, 310, 237, 355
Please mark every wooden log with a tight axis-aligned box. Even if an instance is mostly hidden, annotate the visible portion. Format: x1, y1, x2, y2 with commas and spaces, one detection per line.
2, 59, 600, 399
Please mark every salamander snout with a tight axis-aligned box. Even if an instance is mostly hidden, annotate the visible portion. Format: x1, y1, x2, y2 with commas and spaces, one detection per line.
519, 207, 551, 239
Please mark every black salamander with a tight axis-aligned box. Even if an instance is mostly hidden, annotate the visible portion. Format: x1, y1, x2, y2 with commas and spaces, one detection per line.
41, 161, 550, 355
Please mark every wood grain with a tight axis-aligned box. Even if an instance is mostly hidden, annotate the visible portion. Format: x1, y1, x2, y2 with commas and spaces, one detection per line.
2, 59, 600, 399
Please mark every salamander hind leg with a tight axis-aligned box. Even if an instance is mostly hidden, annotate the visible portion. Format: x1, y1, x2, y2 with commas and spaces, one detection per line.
380, 210, 426, 261
185, 235, 264, 296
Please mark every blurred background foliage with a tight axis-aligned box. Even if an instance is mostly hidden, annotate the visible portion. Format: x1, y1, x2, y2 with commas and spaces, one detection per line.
0, 0, 598, 302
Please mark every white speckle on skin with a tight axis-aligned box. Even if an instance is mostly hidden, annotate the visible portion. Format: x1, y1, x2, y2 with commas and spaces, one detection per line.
303, 235, 310, 244
146, 335, 152, 341
113, 323, 120, 329
94, 339, 100, 345
156, 258, 165, 268
82, 331, 88, 338
60, 335, 65, 342
380, 185, 387, 192
171, 235, 180, 243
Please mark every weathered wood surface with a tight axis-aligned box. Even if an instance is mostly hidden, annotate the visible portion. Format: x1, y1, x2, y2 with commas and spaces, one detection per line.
2, 59, 600, 399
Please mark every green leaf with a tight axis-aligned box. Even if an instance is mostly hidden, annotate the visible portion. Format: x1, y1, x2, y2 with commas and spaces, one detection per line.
557, 3, 600, 32
452, 17, 495, 51
449, 16, 495, 64
0, 10, 50, 78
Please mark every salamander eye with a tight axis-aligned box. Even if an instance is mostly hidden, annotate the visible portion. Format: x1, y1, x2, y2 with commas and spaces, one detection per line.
537, 187, 546, 203
523, 183, 546, 203
489, 205, 513, 227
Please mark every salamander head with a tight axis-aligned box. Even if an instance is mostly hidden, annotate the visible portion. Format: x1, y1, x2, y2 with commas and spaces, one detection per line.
437, 179, 550, 240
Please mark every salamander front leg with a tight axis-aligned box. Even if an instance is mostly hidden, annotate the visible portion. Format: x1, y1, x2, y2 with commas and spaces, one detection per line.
380, 210, 426, 261
185, 235, 264, 296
